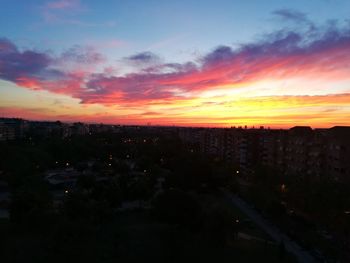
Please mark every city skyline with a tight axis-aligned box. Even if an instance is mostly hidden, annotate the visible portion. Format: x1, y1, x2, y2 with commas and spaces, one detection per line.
1, 0, 350, 128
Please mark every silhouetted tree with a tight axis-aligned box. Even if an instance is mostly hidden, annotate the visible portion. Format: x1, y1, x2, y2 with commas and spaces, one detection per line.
153, 189, 203, 231
10, 175, 53, 227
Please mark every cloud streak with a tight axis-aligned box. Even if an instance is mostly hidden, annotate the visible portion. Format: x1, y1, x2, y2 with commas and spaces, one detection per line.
45, 0, 81, 10
273, 9, 311, 24
125, 52, 160, 65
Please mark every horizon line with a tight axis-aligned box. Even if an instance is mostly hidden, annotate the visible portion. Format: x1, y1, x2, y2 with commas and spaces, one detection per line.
1, 116, 348, 130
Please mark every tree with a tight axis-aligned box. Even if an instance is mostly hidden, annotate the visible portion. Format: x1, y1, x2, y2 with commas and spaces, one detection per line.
203, 206, 237, 247
10, 175, 53, 227
153, 189, 203, 230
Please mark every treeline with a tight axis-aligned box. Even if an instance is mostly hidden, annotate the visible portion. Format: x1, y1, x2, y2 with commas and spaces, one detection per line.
0, 131, 240, 262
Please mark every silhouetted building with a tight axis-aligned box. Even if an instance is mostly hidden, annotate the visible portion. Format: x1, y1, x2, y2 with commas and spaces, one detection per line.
179, 125, 350, 181
325, 126, 350, 182
0, 118, 28, 140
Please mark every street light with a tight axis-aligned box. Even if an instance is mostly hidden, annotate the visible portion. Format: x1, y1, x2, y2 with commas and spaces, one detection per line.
281, 184, 286, 192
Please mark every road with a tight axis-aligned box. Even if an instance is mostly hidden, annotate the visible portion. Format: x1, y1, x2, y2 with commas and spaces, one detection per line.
222, 190, 316, 263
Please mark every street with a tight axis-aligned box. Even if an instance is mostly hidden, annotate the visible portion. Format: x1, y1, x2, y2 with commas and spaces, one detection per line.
222, 190, 317, 263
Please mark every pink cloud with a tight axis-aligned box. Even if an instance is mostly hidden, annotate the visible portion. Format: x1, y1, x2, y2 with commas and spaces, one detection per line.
1, 20, 350, 107
45, 0, 81, 10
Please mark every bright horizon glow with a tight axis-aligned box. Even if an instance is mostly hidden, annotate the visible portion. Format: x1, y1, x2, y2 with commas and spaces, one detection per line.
1, 0, 350, 128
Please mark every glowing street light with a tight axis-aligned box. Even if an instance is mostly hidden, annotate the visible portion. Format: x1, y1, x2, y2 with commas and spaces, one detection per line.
281, 184, 286, 192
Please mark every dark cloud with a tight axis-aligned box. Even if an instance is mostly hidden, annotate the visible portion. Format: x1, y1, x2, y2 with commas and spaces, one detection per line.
272, 9, 315, 31
0, 38, 18, 53
273, 9, 309, 23
0, 39, 105, 95
142, 62, 197, 74
0, 38, 52, 82
202, 45, 234, 65
140, 111, 163, 116
59, 45, 104, 64
125, 51, 160, 65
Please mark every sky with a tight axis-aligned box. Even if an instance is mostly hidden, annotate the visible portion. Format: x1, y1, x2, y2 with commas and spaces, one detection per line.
0, 0, 350, 128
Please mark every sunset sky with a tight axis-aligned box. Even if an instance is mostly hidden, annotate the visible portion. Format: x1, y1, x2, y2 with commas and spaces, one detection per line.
1, 0, 350, 128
